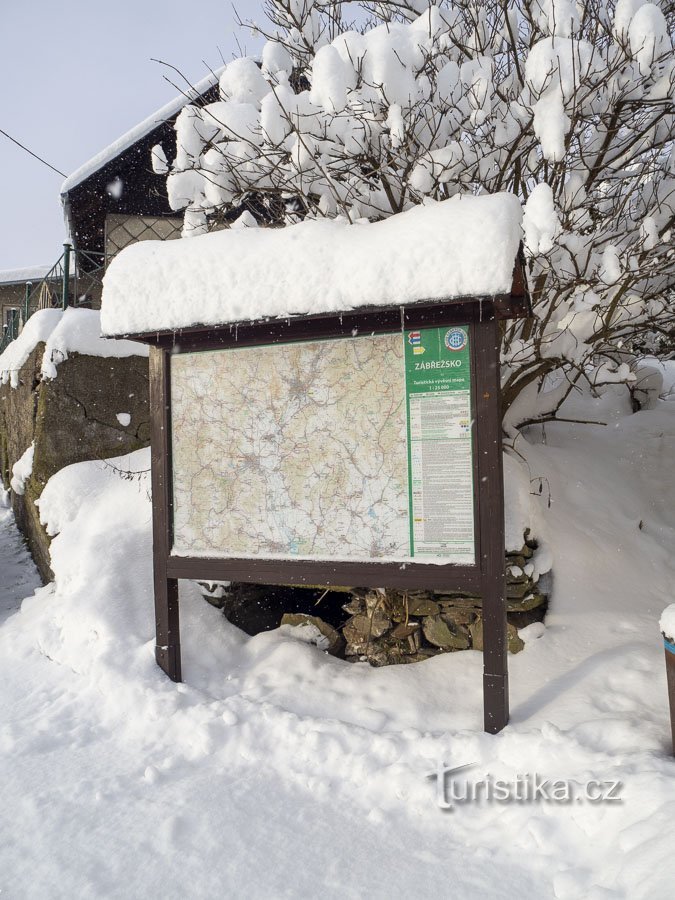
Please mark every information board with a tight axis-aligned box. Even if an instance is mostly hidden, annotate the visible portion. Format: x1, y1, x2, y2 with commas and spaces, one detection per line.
170, 325, 474, 564
404, 326, 474, 561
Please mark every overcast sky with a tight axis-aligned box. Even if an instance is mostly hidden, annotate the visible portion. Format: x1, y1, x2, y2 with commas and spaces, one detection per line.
0, 0, 264, 271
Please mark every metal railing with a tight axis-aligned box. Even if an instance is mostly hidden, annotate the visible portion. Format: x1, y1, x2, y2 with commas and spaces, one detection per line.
0, 244, 105, 355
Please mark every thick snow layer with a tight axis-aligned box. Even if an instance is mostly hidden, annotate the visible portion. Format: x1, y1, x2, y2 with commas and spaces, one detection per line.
0, 308, 147, 387
0, 264, 51, 285
101, 194, 523, 335
0, 308, 63, 388
61, 67, 223, 195
1, 380, 675, 896
661, 605, 675, 642
523, 182, 561, 254
40, 308, 147, 379
10, 442, 34, 495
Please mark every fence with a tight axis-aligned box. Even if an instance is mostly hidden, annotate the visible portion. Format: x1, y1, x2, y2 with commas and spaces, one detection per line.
0, 245, 105, 355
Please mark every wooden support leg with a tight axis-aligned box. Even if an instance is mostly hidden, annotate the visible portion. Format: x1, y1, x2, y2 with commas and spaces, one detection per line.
474, 317, 509, 734
664, 645, 675, 756
154, 575, 182, 682
483, 578, 509, 734
149, 345, 181, 683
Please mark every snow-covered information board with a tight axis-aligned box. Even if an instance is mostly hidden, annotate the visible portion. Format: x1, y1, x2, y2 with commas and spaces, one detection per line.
170, 326, 475, 564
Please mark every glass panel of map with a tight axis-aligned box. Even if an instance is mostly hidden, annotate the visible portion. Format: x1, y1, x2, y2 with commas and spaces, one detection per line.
170, 327, 475, 564
171, 333, 410, 560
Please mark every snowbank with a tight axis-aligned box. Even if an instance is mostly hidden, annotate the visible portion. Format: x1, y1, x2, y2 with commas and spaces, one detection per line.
101, 193, 523, 336
0, 309, 62, 387
40, 308, 147, 379
1, 381, 675, 896
10, 442, 34, 495
0, 308, 147, 388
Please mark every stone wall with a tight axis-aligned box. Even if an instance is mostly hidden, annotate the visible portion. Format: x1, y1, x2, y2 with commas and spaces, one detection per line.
0, 346, 149, 580
203, 533, 551, 665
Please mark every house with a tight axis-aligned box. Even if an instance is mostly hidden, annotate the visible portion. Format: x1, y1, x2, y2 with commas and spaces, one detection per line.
0, 69, 223, 357
60, 68, 222, 270
0, 265, 70, 353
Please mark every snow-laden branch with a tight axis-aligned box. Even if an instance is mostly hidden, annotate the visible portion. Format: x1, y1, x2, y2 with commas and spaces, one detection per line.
157, 0, 675, 430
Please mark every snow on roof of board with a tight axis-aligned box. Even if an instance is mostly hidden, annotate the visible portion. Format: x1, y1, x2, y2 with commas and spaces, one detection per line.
101, 193, 523, 337
61, 67, 224, 195
0, 265, 52, 285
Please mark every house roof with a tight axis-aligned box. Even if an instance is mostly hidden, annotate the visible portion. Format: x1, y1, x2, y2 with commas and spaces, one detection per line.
61, 67, 223, 196
0, 265, 52, 286
59, 69, 223, 259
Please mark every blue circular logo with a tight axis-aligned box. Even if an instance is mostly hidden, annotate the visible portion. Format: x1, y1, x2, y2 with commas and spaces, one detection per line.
445, 328, 467, 352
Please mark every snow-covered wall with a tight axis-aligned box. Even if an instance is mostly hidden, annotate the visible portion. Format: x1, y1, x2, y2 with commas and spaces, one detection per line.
0, 335, 150, 580
0, 309, 147, 388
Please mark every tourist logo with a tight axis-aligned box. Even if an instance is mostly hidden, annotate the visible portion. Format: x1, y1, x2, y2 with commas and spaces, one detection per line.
408, 331, 425, 355
428, 762, 623, 810
444, 328, 467, 352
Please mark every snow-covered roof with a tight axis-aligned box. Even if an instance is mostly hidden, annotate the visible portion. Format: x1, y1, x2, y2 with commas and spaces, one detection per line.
101, 193, 524, 337
0, 265, 52, 285
61, 67, 224, 196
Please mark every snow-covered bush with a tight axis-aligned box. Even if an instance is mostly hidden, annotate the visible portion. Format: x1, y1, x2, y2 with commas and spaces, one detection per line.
159, 0, 675, 433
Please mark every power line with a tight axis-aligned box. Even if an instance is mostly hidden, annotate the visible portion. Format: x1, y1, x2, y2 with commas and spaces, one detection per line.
0, 128, 66, 178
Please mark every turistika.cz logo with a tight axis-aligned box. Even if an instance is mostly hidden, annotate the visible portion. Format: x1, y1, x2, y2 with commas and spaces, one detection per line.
428, 762, 623, 810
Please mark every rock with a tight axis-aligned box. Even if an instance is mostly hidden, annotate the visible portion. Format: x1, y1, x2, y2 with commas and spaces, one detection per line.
506, 580, 533, 600
391, 622, 422, 652
504, 555, 527, 570
364, 590, 387, 611
406, 597, 440, 617
441, 608, 478, 627
198, 580, 231, 609
281, 613, 344, 657
435, 590, 481, 601
507, 592, 546, 612
422, 615, 471, 650
436, 595, 482, 609
508, 623, 525, 654
469, 619, 524, 654
508, 604, 547, 630
522, 532, 538, 551
342, 596, 366, 616
343, 608, 391, 644
364, 643, 410, 667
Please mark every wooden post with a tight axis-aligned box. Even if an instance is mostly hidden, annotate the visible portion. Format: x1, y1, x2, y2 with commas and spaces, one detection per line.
664, 643, 675, 756
149, 346, 182, 682
474, 317, 509, 734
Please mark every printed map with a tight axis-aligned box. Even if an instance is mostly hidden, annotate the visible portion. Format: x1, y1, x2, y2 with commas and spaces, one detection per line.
171, 333, 411, 560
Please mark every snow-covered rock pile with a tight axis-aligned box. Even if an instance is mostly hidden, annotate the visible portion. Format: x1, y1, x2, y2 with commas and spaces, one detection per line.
213, 528, 550, 665
336, 543, 546, 661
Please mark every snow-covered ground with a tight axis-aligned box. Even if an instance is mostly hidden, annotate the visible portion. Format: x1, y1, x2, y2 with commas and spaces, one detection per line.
1, 381, 675, 899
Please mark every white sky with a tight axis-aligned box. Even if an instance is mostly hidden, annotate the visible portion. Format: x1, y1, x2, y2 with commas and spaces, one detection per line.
0, 0, 264, 271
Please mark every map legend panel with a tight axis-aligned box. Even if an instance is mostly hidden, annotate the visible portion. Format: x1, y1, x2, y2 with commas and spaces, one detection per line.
404, 326, 475, 563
